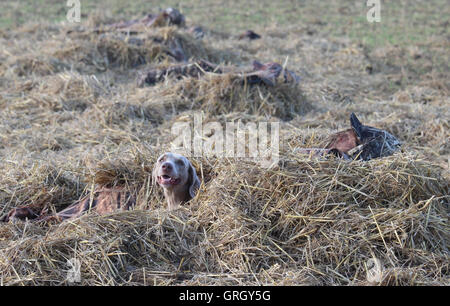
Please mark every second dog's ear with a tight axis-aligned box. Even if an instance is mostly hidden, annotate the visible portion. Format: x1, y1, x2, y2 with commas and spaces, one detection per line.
350, 113, 363, 139
187, 161, 201, 199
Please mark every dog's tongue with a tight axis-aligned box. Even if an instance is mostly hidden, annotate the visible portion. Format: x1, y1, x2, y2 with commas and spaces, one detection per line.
161, 175, 171, 184
160, 175, 179, 185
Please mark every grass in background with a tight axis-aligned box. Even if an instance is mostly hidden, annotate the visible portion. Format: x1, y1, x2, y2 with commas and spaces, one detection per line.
1, 0, 449, 50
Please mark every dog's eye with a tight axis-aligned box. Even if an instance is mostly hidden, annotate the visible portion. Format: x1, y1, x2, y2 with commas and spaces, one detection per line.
158, 156, 165, 162
175, 160, 184, 167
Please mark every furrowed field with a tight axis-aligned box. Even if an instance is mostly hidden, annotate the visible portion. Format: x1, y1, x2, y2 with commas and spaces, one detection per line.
0, 0, 448, 285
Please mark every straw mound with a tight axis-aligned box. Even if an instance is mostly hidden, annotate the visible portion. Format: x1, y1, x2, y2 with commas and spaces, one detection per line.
24, 72, 105, 111
159, 73, 310, 120
91, 154, 155, 189
393, 86, 445, 106
189, 155, 448, 285
0, 154, 447, 285
57, 27, 237, 70
51, 32, 165, 70
3, 24, 237, 77
5, 55, 66, 77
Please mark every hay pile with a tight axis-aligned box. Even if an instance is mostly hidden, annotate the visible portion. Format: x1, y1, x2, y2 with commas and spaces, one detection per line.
2, 22, 236, 78
157, 72, 309, 120
0, 7, 448, 286
0, 152, 448, 285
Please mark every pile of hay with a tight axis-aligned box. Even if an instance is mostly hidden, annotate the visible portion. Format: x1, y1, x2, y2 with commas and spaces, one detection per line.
0, 152, 448, 285
158, 72, 309, 120
2, 22, 237, 78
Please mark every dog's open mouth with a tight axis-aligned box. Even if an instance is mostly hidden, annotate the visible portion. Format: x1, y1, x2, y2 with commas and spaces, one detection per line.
158, 174, 181, 186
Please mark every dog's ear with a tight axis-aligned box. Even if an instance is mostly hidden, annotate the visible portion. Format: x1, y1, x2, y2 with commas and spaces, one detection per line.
187, 161, 201, 199
350, 113, 363, 139
152, 156, 161, 186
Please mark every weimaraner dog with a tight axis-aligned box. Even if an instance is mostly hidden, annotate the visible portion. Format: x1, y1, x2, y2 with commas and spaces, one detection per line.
0, 152, 200, 223
152, 152, 201, 210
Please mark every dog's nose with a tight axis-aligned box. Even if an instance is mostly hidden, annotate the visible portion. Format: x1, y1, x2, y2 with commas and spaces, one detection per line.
161, 162, 172, 171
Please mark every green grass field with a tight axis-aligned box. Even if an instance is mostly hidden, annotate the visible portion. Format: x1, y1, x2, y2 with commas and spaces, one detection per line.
1, 1, 449, 47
